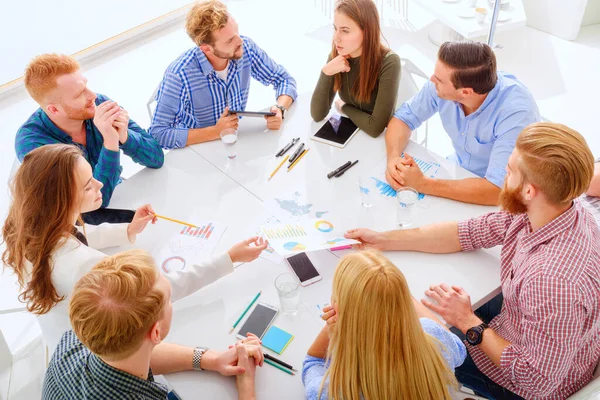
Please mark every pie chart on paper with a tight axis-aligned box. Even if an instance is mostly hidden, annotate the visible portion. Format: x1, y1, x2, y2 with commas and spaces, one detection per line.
314, 220, 334, 233
283, 242, 307, 252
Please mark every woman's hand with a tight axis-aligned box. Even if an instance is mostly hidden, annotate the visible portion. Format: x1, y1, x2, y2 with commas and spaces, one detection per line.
127, 204, 157, 242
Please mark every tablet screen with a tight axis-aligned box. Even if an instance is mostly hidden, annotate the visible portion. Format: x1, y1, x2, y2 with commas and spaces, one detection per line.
313, 114, 358, 147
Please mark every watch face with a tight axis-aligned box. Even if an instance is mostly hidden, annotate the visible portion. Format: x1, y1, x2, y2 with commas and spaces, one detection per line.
466, 329, 479, 344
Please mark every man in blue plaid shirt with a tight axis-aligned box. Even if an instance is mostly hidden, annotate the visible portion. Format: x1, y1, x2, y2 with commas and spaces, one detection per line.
149, 0, 297, 149
43, 250, 264, 400
15, 54, 164, 208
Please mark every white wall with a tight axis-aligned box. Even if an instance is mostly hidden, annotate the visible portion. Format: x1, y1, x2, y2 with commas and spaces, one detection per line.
0, 0, 192, 85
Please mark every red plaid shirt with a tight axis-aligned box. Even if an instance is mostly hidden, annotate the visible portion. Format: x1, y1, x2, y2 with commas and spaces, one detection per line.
458, 201, 600, 399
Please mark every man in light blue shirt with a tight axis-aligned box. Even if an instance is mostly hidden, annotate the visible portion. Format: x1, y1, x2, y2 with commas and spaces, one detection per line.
386, 41, 539, 205
150, 0, 297, 149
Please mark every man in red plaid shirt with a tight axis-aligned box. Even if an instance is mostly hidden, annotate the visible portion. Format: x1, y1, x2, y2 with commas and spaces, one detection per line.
345, 122, 600, 399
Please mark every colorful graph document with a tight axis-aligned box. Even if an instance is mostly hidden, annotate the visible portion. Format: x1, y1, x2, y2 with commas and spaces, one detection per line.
260, 218, 358, 255
154, 221, 227, 274
369, 150, 441, 208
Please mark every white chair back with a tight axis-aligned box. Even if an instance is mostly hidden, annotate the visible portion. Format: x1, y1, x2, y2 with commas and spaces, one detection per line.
397, 58, 430, 148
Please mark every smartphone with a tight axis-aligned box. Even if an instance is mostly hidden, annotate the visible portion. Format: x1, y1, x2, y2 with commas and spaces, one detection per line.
236, 302, 279, 340
228, 110, 276, 117
285, 252, 322, 287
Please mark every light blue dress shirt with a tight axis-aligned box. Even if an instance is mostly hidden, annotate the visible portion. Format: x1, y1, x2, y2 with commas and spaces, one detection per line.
149, 36, 297, 149
394, 72, 539, 187
302, 318, 467, 400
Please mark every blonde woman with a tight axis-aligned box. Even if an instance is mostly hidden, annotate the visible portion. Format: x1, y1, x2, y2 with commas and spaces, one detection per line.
302, 251, 466, 399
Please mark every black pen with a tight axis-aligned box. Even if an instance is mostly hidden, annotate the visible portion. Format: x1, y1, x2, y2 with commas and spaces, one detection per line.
264, 353, 297, 371
327, 161, 351, 179
335, 160, 359, 177
289, 143, 305, 163
276, 137, 299, 157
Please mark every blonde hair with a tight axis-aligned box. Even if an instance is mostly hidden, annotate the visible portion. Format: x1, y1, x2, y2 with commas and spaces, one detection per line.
516, 122, 595, 204
186, 0, 229, 46
322, 251, 456, 400
69, 250, 166, 361
24, 54, 80, 105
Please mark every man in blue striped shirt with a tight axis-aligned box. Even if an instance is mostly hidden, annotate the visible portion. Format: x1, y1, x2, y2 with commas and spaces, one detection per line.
15, 54, 164, 208
150, 1, 297, 149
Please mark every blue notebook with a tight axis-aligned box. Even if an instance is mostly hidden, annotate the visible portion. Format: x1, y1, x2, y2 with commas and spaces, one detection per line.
262, 326, 294, 355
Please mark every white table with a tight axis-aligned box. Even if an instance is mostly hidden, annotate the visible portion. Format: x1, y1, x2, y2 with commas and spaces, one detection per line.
412, 0, 526, 42
105, 97, 501, 399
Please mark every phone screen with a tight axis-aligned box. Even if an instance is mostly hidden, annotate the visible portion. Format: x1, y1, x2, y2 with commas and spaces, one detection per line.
287, 253, 320, 282
237, 303, 278, 338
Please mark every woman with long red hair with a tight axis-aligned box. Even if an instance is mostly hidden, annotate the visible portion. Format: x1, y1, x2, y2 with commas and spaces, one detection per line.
311, 0, 401, 138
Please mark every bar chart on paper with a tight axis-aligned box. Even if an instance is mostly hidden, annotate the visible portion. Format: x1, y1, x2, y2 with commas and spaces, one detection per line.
263, 224, 307, 240
180, 223, 216, 239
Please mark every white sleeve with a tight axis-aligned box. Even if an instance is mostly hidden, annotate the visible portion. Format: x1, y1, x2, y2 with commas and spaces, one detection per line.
165, 252, 234, 302
83, 223, 131, 250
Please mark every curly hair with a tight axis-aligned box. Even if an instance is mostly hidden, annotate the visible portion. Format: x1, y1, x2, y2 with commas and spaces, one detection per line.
186, 0, 229, 46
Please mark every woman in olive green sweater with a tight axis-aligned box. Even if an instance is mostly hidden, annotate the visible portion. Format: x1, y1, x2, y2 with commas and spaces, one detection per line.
311, 0, 401, 138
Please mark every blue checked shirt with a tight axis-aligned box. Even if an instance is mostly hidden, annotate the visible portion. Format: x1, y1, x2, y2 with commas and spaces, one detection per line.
15, 94, 164, 207
394, 72, 539, 187
149, 36, 298, 149
43, 330, 168, 400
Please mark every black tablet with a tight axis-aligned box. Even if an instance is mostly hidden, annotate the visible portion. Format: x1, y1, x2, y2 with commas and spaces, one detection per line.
311, 114, 359, 148
229, 110, 276, 117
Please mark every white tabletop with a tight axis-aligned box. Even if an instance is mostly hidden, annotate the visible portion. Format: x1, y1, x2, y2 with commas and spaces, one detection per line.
104, 97, 502, 399
412, 0, 526, 39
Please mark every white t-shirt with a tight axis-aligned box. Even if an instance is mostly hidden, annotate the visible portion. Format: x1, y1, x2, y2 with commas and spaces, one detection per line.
215, 67, 228, 82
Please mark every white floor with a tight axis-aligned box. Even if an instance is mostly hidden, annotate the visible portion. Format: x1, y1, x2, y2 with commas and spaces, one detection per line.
0, 0, 598, 398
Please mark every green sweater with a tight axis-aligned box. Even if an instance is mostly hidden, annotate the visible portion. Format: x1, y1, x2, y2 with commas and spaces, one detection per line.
310, 52, 401, 138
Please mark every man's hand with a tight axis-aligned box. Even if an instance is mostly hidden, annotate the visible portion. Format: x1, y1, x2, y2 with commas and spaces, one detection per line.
113, 108, 130, 144
208, 333, 264, 377
395, 153, 433, 193
344, 228, 387, 250
265, 106, 283, 130
216, 107, 239, 136
422, 284, 481, 333
386, 156, 404, 190
322, 54, 351, 76
94, 101, 121, 151
228, 237, 268, 263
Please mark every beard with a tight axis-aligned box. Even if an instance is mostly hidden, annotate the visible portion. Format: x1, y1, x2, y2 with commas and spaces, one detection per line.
499, 181, 528, 214
63, 102, 95, 120
212, 44, 243, 60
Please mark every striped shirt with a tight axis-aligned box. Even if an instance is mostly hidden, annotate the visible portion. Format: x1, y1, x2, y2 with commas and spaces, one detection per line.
458, 201, 600, 399
15, 94, 164, 207
43, 330, 168, 400
149, 36, 297, 149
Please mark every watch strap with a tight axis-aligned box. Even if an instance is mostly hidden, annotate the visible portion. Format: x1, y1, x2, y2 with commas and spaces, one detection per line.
274, 104, 286, 119
192, 346, 208, 371
466, 322, 488, 346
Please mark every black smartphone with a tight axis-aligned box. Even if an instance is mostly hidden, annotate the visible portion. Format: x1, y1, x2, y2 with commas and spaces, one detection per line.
285, 252, 322, 286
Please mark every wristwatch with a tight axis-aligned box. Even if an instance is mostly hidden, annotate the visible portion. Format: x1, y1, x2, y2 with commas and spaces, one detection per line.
192, 346, 209, 371
466, 322, 488, 346
273, 104, 286, 119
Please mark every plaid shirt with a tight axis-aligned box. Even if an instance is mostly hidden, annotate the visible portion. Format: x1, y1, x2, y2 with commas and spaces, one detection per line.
458, 201, 600, 399
15, 94, 164, 207
149, 36, 297, 149
43, 330, 168, 399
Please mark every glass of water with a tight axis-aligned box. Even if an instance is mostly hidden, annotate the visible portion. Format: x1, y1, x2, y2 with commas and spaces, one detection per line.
220, 128, 238, 159
396, 187, 419, 228
358, 175, 375, 208
275, 273, 300, 316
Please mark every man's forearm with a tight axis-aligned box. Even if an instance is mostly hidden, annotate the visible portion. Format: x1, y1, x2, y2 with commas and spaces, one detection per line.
187, 125, 219, 146
150, 343, 194, 375
457, 314, 510, 367
422, 177, 501, 206
382, 221, 462, 254
385, 117, 412, 160
276, 95, 294, 110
